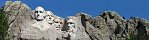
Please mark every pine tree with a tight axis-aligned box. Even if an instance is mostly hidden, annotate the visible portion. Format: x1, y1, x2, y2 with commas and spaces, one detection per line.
0, 11, 9, 40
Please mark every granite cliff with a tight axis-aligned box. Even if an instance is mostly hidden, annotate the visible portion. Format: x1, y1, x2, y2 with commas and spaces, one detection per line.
0, 1, 149, 40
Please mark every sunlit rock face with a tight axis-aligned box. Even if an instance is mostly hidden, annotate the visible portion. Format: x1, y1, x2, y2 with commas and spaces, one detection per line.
19, 6, 61, 40
2, 1, 149, 40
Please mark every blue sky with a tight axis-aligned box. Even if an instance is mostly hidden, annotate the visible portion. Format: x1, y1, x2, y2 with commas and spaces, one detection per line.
0, 0, 149, 20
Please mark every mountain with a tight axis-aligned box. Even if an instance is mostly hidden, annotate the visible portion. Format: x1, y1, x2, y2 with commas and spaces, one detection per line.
0, 1, 149, 40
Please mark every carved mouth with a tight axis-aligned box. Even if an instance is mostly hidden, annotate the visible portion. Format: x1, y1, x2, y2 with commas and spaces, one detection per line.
36, 19, 43, 21
49, 23, 53, 25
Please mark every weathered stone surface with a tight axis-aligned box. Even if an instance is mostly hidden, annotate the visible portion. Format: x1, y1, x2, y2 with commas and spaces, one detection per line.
3, 1, 32, 40
1, 1, 149, 40
94, 16, 111, 40
126, 17, 149, 40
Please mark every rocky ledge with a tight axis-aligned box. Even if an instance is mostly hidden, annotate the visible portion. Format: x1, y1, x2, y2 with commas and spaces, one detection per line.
0, 1, 149, 40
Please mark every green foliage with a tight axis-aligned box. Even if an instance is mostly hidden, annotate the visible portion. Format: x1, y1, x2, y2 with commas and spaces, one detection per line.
126, 31, 137, 40
0, 12, 9, 40
126, 30, 149, 40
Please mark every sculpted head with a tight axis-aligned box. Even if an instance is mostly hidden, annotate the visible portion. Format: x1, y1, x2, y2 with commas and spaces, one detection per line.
46, 11, 53, 16
66, 16, 77, 30
34, 6, 46, 21
53, 16, 64, 30
45, 11, 55, 25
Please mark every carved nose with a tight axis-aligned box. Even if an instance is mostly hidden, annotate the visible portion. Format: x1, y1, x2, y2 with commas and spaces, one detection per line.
68, 26, 70, 27
68, 24, 71, 26
68, 26, 70, 29
37, 14, 39, 17
49, 17, 51, 19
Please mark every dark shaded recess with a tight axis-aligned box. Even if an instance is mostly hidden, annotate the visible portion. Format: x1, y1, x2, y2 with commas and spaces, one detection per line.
81, 14, 86, 28
122, 16, 125, 19
62, 34, 70, 40
114, 20, 127, 38
105, 17, 107, 22
56, 38, 59, 40
96, 26, 101, 29
100, 13, 106, 18
114, 20, 122, 35
19, 38, 36, 40
80, 14, 94, 40
136, 21, 148, 40
125, 23, 128, 33
108, 13, 114, 19
62, 19, 69, 31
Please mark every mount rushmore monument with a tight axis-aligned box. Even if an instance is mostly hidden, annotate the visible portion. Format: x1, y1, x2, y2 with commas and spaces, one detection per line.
0, 1, 149, 40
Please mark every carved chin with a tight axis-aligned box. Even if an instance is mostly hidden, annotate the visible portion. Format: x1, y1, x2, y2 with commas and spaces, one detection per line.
36, 17, 45, 21
36, 18, 44, 21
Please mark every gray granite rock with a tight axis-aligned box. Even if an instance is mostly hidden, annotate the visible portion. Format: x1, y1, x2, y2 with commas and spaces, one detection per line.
1, 1, 149, 40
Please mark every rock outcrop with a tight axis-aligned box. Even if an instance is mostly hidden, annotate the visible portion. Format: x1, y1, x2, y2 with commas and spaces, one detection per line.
1, 1, 149, 40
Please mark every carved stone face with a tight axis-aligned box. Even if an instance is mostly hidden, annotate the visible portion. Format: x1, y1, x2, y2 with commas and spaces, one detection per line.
67, 19, 75, 30
45, 11, 54, 25
48, 16, 55, 25
46, 11, 53, 16
35, 6, 46, 21
54, 18, 63, 30
45, 15, 54, 25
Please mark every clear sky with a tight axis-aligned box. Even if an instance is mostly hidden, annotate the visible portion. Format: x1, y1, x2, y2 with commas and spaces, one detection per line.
0, 0, 149, 20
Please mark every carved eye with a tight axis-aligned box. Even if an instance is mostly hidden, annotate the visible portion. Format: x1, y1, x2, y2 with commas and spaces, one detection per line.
67, 22, 73, 24
39, 11, 43, 13
69, 22, 73, 24
60, 22, 63, 24
55, 22, 59, 23
49, 23, 53, 25
35, 11, 38, 13
96, 26, 101, 29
